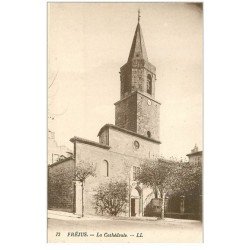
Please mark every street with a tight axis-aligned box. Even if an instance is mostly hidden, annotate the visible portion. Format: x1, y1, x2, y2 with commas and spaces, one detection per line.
48, 217, 202, 243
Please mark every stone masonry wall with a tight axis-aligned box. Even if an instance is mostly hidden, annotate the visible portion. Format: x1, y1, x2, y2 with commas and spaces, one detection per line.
115, 92, 160, 141
75, 132, 159, 216
115, 93, 137, 132
48, 159, 75, 212
75, 142, 135, 216
131, 68, 144, 93
121, 60, 156, 99
99, 129, 109, 145
120, 65, 131, 99
137, 92, 160, 141
108, 127, 160, 159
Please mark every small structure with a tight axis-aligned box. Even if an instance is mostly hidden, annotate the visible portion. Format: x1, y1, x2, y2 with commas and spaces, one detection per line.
48, 130, 72, 165
186, 144, 203, 165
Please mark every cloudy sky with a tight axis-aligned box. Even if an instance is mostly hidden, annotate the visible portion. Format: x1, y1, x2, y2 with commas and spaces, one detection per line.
48, 3, 203, 160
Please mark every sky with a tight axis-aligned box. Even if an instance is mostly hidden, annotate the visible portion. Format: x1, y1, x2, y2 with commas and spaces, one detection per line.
48, 3, 203, 160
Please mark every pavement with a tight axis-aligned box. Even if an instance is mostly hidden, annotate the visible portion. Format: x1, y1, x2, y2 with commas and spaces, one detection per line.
48, 209, 199, 224
48, 209, 158, 221
48, 212, 203, 243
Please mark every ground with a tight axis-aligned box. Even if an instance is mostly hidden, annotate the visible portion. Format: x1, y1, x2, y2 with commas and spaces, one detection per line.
48, 216, 202, 243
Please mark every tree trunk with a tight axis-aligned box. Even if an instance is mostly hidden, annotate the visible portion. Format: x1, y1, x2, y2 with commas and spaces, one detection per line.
154, 187, 158, 198
161, 192, 165, 219
82, 181, 84, 217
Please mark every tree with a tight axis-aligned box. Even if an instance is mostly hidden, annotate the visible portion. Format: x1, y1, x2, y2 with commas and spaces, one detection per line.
75, 161, 96, 182
178, 162, 202, 196
94, 180, 129, 216
75, 161, 96, 216
137, 158, 202, 219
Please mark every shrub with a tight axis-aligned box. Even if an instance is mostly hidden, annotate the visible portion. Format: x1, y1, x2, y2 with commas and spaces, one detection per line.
94, 180, 128, 216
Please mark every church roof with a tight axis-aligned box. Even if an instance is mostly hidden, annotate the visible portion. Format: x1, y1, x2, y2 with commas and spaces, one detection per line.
127, 21, 148, 62
48, 156, 74, 167
70, 136, 111, 149
97, 124, 161, 144
186, 151, 203, 157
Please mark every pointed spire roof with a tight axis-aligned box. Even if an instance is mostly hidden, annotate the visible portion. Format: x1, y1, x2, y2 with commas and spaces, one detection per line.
127, 11, 148, 62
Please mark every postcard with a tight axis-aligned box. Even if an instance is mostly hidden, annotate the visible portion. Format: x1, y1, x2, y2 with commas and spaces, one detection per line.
47, 2, 203, 243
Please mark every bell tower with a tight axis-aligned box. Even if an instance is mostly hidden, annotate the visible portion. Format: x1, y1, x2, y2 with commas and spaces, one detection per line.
115, 11, 161, 141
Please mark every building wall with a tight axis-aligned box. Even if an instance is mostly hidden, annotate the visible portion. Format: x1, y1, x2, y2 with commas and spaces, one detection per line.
120, 60, 156, 99
137, 93, 160, 140
131, 67, 144, 93
115, 92, 160, 141
47, 128, 159, 216
75, 141, 134, 215
48, 158, 75, 212
131, 61, 156, 99
74, 137, 156, 216
120, 64, 132, 99
99, 129, 109, 145
115, 93, 137, 132
189, 155, 202, 165
108, 128, 160, 159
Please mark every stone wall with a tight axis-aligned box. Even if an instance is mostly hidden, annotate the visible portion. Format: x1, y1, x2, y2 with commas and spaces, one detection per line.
108, 127, 160, 159
189, 155, 202, 165
75, 141, 131, 215
120, 64, 132, 99
74, 133, 158, 216
115, 93, 137, 132
48, 158, 75, 212
120, 59, 156, 99
137, 92, 160, 141
115, 92, 160, 141
99, 128, 109, 145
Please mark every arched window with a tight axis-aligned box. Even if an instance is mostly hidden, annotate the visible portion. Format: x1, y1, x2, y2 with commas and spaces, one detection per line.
147, 131, 151, 138
102, 160, 109, 177
147, 74, 152, 95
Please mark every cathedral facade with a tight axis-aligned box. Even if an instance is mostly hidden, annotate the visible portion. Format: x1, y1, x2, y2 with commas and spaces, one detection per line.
48, 16, 162, 217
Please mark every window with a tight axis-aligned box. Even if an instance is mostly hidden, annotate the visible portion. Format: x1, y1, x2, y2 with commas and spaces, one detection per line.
147, 74, 152, 95
134, 140, 140, 149
133, 166, 140, 181
147, 131, 151, 138
52, 153, 59, 163
103, 160, 109, 177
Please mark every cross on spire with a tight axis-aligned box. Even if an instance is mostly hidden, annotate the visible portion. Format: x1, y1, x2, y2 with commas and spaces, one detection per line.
138, 9, 141, 23
127, 9, 148, 62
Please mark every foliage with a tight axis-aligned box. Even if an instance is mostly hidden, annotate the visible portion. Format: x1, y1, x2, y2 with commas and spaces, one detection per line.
178, 162, 202, 196
138, 158, 202, 197
137, 158, 202, 218
75, 161, 96, 182
94, 180, 129, 216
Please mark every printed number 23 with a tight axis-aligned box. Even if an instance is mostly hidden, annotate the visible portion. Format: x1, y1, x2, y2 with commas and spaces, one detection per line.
56, 232, 61, 237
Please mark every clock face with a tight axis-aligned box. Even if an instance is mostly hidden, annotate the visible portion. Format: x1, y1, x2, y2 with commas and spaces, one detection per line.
147, 99, 152, 106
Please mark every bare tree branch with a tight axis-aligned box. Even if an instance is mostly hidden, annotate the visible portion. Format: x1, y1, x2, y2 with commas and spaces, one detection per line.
48, 70, 58, 89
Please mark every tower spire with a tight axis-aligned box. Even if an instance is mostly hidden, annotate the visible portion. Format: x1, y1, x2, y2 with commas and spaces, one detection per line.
115, 13, 159, 140
127, 10, 148, 62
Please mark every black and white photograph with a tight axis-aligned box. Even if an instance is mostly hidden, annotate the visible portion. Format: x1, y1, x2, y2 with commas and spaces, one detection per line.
47, 2, 203, 243
3, 0, 250, 249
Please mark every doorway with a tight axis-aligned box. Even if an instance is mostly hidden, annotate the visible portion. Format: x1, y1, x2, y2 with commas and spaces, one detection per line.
131, 198, 140, 216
